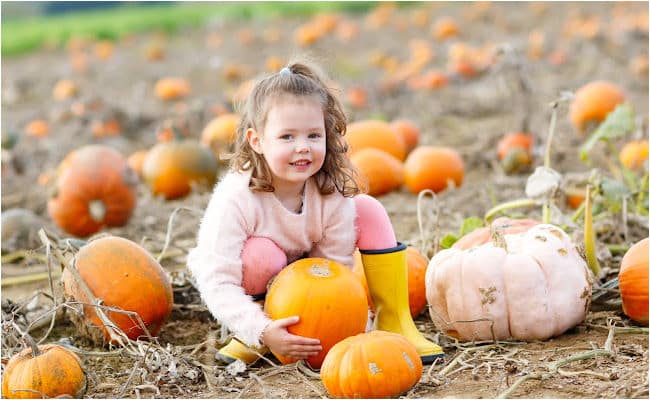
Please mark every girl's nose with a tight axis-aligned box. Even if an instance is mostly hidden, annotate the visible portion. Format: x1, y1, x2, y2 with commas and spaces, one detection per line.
295, 138, 310, 152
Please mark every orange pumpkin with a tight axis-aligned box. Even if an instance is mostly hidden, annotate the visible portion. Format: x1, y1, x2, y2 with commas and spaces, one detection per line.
142, 140, 218, 200
127, 150, 148, 178
404, 146, 464, 193
47, 145, 138, 237
24, 120, 50, 138
569, 80, 626, 133
353, 246, 428, 318
453, 217, 540, 250
200, 113, 240, 161
52, 79, 78, 101
497, 132, 534, 174
390, 119, 420, 153
351, 148, 404, 196
619, 238, 649, 325
2, 344, 86, 399
565, 189, 586, 209
154, 78, 191, 101
320, 331, 422, 399
346, 120, 406, 161
619, 140, 649, 170
62, 236, 173, 343
346, 86, 368, 109
432, 16, 460, 40
264, 258, 368, 368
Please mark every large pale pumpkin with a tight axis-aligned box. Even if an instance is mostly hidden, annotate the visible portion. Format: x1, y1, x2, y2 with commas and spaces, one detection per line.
62, 236, 173, 344
320, 331, 422, 399
2, 344, 86, 399
142, 140, 218, 200
47, 145, 138, 237
426, 224, 592, 341
264, 258, 368, 368
618, 238, 648, 325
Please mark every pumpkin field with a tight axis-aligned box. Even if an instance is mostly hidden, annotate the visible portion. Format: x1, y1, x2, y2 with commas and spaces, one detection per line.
2, 2, 649, 398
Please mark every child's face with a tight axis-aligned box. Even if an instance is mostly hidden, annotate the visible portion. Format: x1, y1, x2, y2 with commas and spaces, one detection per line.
248, 95, 326, 193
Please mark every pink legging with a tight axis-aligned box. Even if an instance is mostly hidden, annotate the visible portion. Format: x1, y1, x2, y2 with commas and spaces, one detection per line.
241, 194, 396, 295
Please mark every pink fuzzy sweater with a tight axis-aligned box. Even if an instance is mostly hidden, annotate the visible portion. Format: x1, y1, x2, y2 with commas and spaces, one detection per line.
186, 170, 357, 347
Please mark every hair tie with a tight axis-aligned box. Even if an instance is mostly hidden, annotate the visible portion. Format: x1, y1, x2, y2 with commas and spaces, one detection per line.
279, 67, 291, 75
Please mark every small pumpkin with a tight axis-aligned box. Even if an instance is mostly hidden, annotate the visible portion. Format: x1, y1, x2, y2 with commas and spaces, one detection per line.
200, 113, 240, 162
353, 246, 429, 318
47, 145, 138, 237
453, 217, 540, 250
432, 16, 460, 40
52, 79, 78, 101
569, 80, 626, 133
390, 119, 420, 153
264, 258, 368, 368
404, 146, 464, 193
2, 344, 86, 399
351, 148, 404, 197
142, 140, 218, 200
24, 120, 50, 138
497, 132, 533, 174
618, 238, 649, 325
154, 77, 191, 101
619, 140, 649, 170
320, 330, 422, 399
346, 120, 406, 161
127, 149, 148, 178
426, 224, 592, 341
62, 236, 173, 344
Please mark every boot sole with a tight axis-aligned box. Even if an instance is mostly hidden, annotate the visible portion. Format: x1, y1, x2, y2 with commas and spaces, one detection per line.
215, 353, 238, 365
420, 352, 445, 364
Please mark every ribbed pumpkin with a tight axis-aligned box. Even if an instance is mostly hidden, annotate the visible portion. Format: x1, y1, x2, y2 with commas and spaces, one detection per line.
320, 331, 422, 399
2, 344, 86, 399
619, 140, 649, 170
569, 80, 625, 133
351, 148, 404, 196
47, 145, 138, 237
62, 236, 173, 344
346, 120, 406, 161
426, 224, 592, 341
142, 140, 218, 200
353, 246, 429, 318
453, 217, 540, 250
264, 258, 368, 368
618, 238, 648, 325
200, 113, 240, 162
404, 146, 464, 193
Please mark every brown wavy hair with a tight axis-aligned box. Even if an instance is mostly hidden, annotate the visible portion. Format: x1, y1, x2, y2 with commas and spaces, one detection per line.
228, 60, 361, 197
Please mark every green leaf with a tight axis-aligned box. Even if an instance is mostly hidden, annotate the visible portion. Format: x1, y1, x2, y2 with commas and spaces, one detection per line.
459, 216, 484, 236
440, 234, 458, 249
579, 103, 635, 162
600, 177, 631, 213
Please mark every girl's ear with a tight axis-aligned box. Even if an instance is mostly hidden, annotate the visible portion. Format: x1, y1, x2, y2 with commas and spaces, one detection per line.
247, 128, 263, 154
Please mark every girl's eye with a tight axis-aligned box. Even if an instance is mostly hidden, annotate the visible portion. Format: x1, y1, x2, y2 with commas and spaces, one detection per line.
279, 134, 292, 140
309, 133, 322, 139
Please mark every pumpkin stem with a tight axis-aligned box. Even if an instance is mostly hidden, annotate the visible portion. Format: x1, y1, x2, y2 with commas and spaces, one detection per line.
584, 185, 602, 278
541, 100, 560, 225
11, 321, 40, 357
484, 198, 538, 222
88, 200, 106, 222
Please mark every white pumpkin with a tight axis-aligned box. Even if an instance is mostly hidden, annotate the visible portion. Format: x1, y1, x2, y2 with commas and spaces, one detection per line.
426, 224, 593, 341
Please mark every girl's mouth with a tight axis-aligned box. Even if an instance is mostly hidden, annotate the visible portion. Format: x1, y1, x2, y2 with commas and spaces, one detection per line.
290, 160, 311, 166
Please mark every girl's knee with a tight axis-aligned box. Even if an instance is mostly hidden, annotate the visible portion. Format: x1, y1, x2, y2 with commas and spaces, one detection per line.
354, 194, 396, 250
241, 237, 287, 295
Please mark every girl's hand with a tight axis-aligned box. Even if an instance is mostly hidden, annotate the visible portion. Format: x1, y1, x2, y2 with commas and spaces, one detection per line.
262, 316, 322, 359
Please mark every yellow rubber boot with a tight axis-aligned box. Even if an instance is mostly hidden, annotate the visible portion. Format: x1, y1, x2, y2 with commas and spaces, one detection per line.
216, 337, 269, 365
360, 243, 444, 363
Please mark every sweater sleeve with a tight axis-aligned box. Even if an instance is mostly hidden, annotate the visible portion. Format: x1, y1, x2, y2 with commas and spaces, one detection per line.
309, 195, 357, 268
186, 174, 272, 347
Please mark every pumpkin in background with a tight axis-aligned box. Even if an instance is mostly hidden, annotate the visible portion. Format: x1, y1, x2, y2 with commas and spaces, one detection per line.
497, 132, 534, 174
619, 140, 649, 171
264, 258, 368, 368
404, 146, 464, 193
426, 224, 592, 341
200, 113, 240, 162
2, 344, 86, 399
127, 149, 148, 178
353, 246, 428, 318
346, 120, 406, 161
569, 80, 625, 133
453, 217, 540, 250
62, 236, 173, 344
618, 238, 648, 325
24, 120, 50, 138
52, 79, 78, 101
320, 331, 422, 399
390, 119, 420, 153
351, 148, 404, 196
47, 145, 138, 237
154, 77, 191, 100
142, 140, 218, 200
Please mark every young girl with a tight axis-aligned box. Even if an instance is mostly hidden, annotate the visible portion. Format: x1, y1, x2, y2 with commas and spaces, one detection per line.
187, 61, 443, 365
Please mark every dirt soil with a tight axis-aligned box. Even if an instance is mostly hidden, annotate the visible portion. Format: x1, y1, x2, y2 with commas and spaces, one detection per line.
1, 2, 648, 399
